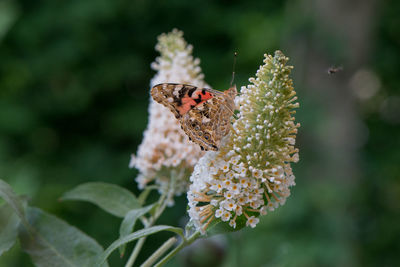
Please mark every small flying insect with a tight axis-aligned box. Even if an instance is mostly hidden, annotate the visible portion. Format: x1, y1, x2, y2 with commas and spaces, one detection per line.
327, 66, 343, 75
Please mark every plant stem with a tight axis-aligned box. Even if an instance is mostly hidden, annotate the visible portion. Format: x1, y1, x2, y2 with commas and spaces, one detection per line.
140, 237, 177, 267
125, 175, 176, 267
153, 231, 201, 267
125, 237, 147, 267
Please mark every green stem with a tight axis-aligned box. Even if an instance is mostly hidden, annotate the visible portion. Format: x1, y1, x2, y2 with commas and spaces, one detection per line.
138, 185, 158, 205
153, 231, 201, 267
140, 237, 177, 267
125, 174, 177, 267
125, 237, 147, 267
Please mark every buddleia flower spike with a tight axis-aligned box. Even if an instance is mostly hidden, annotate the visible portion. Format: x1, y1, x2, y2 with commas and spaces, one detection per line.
187, 51, 300, 233
130, 29, 207, 200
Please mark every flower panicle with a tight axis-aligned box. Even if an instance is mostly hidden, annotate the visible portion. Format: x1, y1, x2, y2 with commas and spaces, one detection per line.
151, 29, 207, 87
131, 29, 206, 198
187, 51, 299, 233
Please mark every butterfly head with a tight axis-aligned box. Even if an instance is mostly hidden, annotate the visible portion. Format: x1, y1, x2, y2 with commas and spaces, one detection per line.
225, 85, 237, 98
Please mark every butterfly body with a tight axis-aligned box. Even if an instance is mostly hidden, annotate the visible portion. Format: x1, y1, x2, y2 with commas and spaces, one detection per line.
151, 83, 236, 151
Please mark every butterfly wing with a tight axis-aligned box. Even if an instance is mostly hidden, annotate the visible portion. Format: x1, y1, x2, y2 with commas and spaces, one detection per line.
151, 83, 236, 151
180, 86, 237, 151
151, 83, 220, 119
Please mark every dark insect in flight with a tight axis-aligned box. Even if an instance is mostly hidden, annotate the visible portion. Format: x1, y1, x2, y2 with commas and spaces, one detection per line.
327, 66, 343, 75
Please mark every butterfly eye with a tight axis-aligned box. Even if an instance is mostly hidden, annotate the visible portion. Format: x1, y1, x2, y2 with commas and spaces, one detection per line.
195, 125, 200, 131
204, 133, 210, 140
191, 123, 196, 128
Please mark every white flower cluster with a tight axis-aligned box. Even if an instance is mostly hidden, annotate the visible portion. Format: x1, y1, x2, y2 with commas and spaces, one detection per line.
130, 29, 206, 197
187, 51, 300, 233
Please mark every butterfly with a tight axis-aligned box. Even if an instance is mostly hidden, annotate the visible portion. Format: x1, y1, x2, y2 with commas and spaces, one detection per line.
151, 83, 237, 151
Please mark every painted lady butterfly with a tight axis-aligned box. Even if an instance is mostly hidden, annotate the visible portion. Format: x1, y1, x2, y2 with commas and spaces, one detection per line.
151, 83, 237, 151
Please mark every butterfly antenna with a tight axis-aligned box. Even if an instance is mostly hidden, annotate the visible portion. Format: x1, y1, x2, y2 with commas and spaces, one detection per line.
230, 52, 237, 87
229, 52, 242, 97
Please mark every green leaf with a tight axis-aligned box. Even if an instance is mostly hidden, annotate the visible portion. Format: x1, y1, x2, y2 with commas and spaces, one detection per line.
207, 213, 255, 236
19, 207, 108, 267
207, 220, 235, 236
0, 204, 20, 256
60, 182, 140, 218
97, 225, 184, 265
118, 204, 155, 256
0, 179, 30, 230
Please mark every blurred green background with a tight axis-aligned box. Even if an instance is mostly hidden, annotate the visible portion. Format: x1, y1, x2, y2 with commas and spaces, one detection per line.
1, 0, 399, 266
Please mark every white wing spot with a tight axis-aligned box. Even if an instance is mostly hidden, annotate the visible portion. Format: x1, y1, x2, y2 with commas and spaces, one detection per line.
202, 117, 211, 123
173, 85, 183, 97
